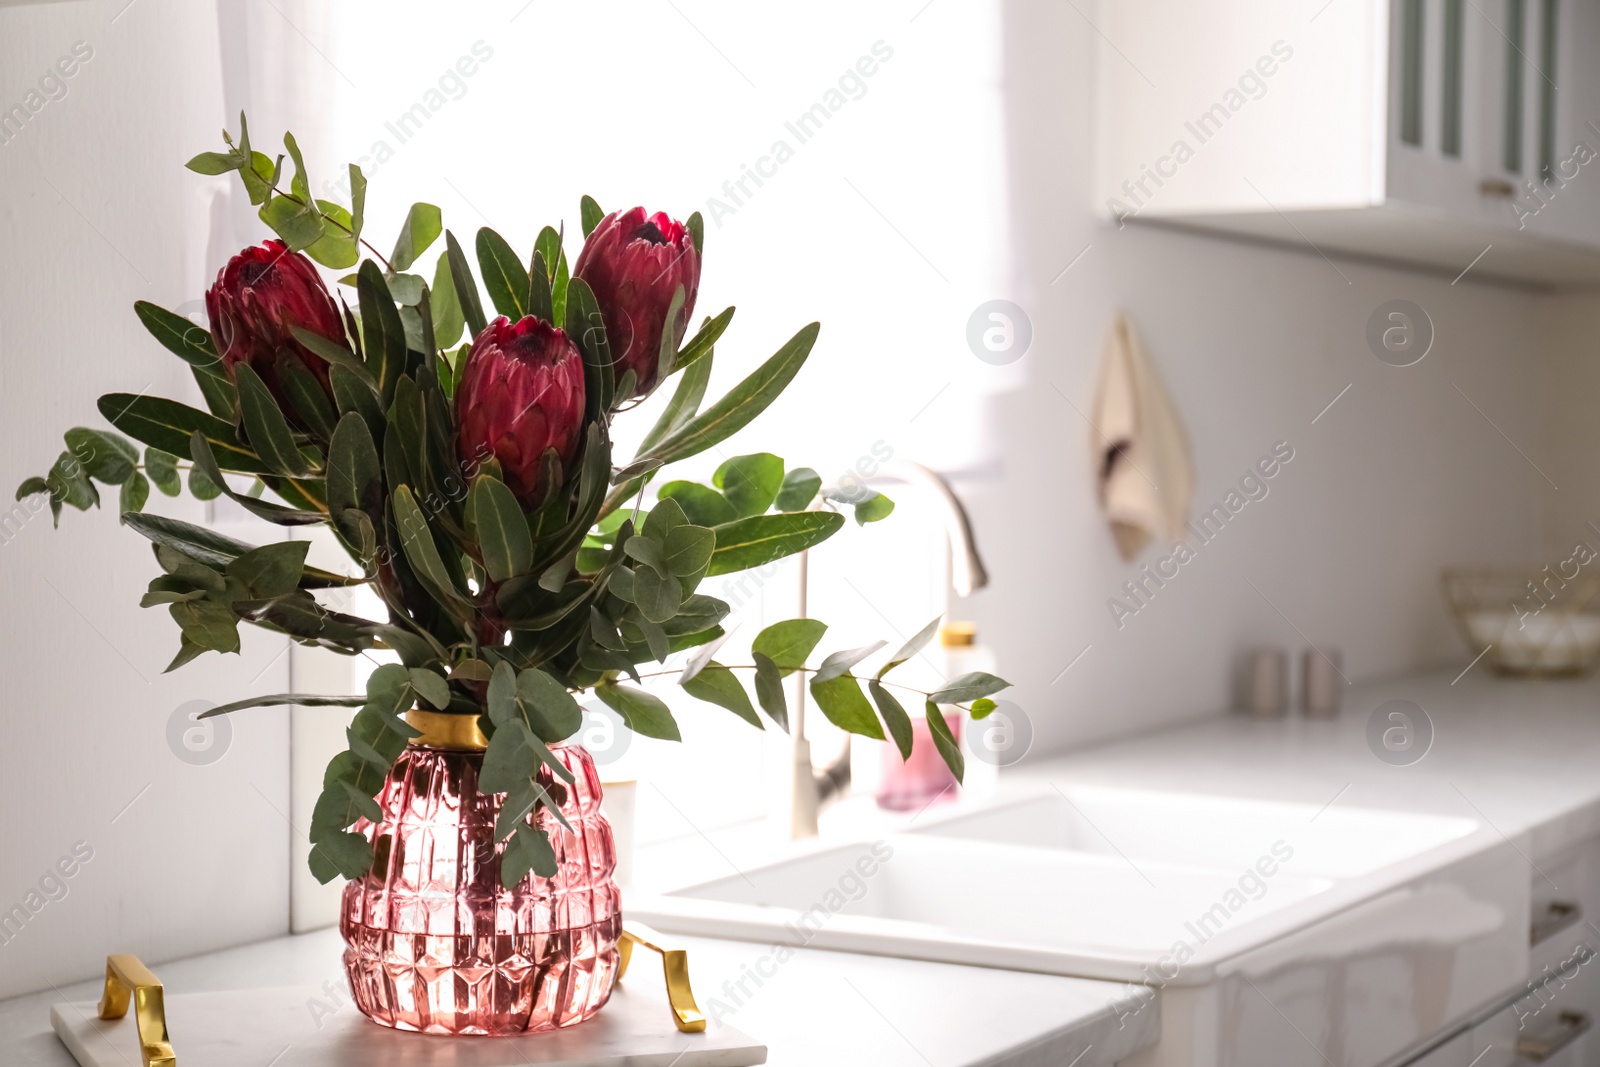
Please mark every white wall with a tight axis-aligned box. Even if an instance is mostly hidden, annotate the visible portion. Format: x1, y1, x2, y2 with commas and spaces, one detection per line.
971, 0, 1553, 755
0, 0, 344, 998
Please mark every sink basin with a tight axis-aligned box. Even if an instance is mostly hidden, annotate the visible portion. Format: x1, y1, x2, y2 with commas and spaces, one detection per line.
629, 786, 1489, 983
913, 786, 1478, 879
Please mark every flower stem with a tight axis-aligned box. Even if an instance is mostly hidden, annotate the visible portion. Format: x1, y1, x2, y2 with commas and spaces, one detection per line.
631, 665, 945, 704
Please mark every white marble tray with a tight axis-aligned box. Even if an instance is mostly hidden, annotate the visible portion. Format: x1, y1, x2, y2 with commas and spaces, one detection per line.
52, 983, 766, 1066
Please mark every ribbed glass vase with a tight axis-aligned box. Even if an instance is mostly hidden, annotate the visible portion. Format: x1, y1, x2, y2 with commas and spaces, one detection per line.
339, 723, 621, 1036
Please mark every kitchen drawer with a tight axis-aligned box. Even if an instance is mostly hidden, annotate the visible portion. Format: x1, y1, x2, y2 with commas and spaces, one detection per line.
1470, 970, 1597, 1067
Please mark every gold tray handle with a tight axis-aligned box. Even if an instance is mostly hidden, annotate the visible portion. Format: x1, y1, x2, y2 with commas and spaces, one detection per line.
618, 925, 706, 1033
97, 954, 176, 1067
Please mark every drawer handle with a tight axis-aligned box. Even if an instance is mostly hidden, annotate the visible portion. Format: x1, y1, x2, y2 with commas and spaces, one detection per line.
1517, 1010, 1591, 1061
1531, 900, 1582, 946
1480, 178, 1518, 198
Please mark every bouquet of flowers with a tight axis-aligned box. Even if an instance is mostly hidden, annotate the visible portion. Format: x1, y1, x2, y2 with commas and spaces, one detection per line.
18, 116, 1011, 887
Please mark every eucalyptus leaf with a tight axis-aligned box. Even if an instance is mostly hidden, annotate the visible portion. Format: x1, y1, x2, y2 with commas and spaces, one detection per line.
714, 453, 784, 519
928, 672, 1011, 706
879, 616, 942, 678
751, 619, 827, 676
752, 652, 787, 732
595, 683, 681, 741
682, 664, 761, 728
809, 675, 884, 740
925, 701, 965, 782
390, 202, 443, 272
869, 681, 913, 760
775, 467, 822, 512
813, 640, 886, 684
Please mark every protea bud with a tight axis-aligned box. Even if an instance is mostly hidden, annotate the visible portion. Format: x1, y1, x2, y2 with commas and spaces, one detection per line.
573, 207, 700, 398
204, 240, 344, 409
454, 316, 587, 507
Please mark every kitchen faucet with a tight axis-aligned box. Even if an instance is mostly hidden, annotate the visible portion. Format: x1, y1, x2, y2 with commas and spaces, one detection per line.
783, 460, 990, 838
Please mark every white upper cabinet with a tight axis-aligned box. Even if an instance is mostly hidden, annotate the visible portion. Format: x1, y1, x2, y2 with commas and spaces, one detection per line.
1096, 0, 1600, 286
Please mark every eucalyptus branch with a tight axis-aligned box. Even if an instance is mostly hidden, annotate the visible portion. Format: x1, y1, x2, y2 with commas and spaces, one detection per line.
632, 664, 958, 704
266, 181, 395, 273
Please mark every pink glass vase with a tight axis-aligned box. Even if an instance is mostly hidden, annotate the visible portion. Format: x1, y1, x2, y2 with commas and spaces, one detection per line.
339, 727, 622, 1036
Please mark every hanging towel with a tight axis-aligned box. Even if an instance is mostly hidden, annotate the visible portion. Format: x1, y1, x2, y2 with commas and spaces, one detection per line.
1092, 314, 1195, 561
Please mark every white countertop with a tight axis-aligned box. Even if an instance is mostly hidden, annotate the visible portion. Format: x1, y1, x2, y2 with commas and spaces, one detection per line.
9, 666, 1600, 1067
0, 923, 1154, 1067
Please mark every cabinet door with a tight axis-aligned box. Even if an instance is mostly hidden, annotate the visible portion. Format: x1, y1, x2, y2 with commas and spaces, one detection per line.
1496, 0, 1600, 248
1385, 0, 1510, 227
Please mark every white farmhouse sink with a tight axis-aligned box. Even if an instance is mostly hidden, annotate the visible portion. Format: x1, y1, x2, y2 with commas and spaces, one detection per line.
914, 786, 1478, 879
629, 786, 1527, 1067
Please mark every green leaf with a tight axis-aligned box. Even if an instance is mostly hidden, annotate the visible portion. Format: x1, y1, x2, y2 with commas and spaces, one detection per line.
681, 663, 761, 728
775, 468, 822, 512
814, 641, 886, 683
308, 830, 372, 884
640, 359, 714, 475
595, 682, 681, 741
259, 192, 325, 251
879, 616, 942, 678
133, 301, 219, 369
707, 511, 844, 576
445, 230, 488, 340
280, 356, 339, 442
306, 200, 358, 269
145, 449, 182, 496
64, 428, 136, 484
625, 534, 667, 577
925, 701, 964, 782
429, 250, 465, 349
386, 272, 426, 306
580, 195, 604, 238
687, 211, 704, 255
675, 305, 733, 373
234, 364, 315, 477
14, 476, 47, 502
970, 697, 998, 719
655, 284, 687, 382
869, 681, 913, 760
752, 652, 788, 732
187, 463, 221, 500
752, 619, 827, 676
98, 393, 270, 474
357, 260, 407, 406
119, 471, 149, 514
632, 565, 683, 624
226, 540, 310, 598
535, 226, 568, 325
626, 322, 819, 473
409, 668, 451, 710
330, 365, 385, 444
810, 675, 884, 740
662, 524, 715, 578
566, 276, 612, 419
853, 491, 896, 525
392, 484, 467, 606
192, 362, 239, 423
657, 481, 737, 527
348, 164, 367, 241
714, 453, 784, 518
185, 150, 239, 175
515, 668, 583, 741
390, 202, 443, 272
527, 250, 554, 324
125, 513, 361, 588
476, 227, 529, 320
466, 475, 533, 582
502, 823, 557, 886
678, 629, 732, 685
326, 411, 381, 549
928, 672, 1011, 705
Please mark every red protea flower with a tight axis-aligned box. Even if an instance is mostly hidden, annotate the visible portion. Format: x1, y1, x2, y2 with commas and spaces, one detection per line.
454, 316, 587, 507
573, 207, 700, 398
204, 240, 344, 410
